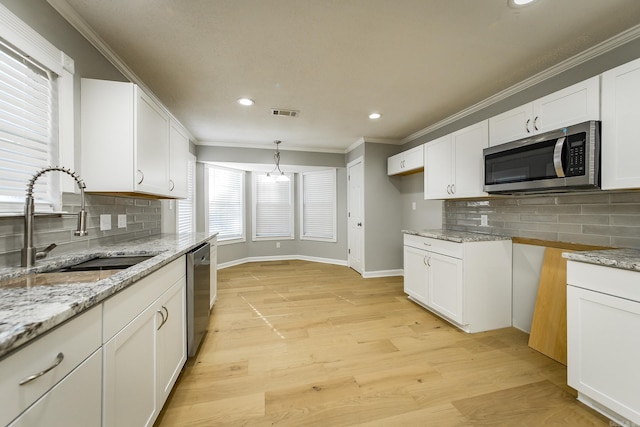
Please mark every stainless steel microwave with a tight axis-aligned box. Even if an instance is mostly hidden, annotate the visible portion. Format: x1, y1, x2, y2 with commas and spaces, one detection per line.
483, 120, 600, 194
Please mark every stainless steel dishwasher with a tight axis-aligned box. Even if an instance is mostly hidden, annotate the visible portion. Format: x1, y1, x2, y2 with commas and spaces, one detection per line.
186, 242, 210, 358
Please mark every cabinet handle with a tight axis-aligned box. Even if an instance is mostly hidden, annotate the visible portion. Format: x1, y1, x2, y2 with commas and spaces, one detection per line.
533, 116, 539, 131
169, 180, 175, 191
423, 242, 431, 246
137, 169, 144, 185
157, 309, 166, 330
525, 119, 531, 133
451, 183, 455, 194
19, 352, 64, 386
423, 256, 428, 266
426, 257, 431, 267
162, 305, 169, 324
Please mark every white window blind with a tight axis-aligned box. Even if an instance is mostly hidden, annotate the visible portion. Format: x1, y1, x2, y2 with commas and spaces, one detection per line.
301, 169, 336, 242
176, 155, 196, 234
253, 173, 294, 240
208, 166, 245, 241
0, 39, 57, 211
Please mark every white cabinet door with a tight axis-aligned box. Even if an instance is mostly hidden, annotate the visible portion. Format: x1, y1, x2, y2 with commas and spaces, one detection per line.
9, 350, 102, 427
210, 237, 218, 309
387, 145, 424, 176
534, 76, 600, 134
103, 304, 158, 427
601, 58, 640, 190
135, 88, 170, 195
567, 285, 640, 425
169, 120, 189, 198
427, 252, 463, 325
156, 279, 187, 408
387, 152, 403, 176
403, 246, 428, 304
424, 135, 452, 199
489, 76, 600, 146
489, 103, 533, 146
451, 120, 488, 198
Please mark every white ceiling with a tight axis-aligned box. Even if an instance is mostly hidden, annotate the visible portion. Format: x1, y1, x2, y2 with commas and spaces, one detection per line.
53, 0, 640, 153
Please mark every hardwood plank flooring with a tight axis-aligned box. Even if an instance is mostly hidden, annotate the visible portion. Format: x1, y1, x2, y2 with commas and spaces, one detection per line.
155, 260, 609, 426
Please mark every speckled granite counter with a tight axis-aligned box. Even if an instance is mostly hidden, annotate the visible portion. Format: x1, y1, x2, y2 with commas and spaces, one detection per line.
0, 232, 216, 359
563, 248, 640, 272
403, 229, 511, 243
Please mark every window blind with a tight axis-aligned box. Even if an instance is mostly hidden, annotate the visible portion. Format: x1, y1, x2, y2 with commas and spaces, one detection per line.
301, 169, 336, 241
0, 39, 57, 210
253, 173, 293, 240
176, 156, 195, 234
208, 166, 244, 241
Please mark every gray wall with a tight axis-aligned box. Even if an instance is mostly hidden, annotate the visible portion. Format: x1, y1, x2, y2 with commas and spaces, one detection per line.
196, 145, 348, 265
0, 0, 160, 268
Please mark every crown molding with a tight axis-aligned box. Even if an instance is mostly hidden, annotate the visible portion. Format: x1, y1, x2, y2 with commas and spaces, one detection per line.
47, 0, 197, 142
402, 23, 640, 144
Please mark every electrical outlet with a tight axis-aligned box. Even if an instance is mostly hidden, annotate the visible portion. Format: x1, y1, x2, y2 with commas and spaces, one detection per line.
276, 242, 281, 249
480, 214, 488, 227
412, 202, 417, 211
100, 214, 112, 231
118, 214, 127, 228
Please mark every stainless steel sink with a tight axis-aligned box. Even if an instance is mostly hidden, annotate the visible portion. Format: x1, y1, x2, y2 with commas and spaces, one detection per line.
54, 255, 155, 272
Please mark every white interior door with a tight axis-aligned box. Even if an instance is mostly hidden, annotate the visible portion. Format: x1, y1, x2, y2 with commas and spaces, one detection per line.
348, 159, 364, 274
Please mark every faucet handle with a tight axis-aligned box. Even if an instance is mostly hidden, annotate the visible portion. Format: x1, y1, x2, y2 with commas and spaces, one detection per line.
35, 243, 57, 260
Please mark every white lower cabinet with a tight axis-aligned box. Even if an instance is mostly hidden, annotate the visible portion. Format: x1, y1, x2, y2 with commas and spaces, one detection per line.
102, 257, 187, 427
9, 349, 102, 427
403, 234, 512, 333
0, 305, 102, 427
567, 261, 640, 426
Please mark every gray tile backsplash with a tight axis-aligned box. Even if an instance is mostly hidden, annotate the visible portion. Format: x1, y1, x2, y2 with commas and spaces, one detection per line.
443, 191, 640, 249
0, 193, 161, 268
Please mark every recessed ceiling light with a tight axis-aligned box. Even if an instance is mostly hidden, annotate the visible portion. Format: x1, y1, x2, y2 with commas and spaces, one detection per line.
369, 113, 382, 119
237, 98, 254, 106
508, 0, 537, 8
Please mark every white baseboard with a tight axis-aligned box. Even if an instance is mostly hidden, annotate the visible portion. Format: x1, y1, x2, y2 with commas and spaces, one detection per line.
217, 255, 348, 270
362, 269, 403, 278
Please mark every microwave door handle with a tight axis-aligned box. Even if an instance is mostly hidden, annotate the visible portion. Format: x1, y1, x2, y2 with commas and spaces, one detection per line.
553, 137, 566, 178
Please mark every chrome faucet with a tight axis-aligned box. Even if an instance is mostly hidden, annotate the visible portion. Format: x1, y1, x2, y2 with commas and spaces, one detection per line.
22, 166, 88, 268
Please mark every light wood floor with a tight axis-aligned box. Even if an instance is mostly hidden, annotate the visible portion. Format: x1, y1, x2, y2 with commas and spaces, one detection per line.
156, 260, 609, 426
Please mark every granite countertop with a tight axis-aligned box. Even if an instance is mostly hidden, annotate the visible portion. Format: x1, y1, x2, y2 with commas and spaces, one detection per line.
563, 248, 640, 272
403, 229, 512, 243
0, 232, 216, 359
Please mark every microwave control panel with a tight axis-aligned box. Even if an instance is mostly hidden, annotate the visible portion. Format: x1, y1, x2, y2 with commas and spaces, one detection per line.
566, 134, 586, 176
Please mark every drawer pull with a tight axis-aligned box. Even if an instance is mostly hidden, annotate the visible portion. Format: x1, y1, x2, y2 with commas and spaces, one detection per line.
423, 242, 431, 246
19, 352, 64, 386
157, 309, 166, 330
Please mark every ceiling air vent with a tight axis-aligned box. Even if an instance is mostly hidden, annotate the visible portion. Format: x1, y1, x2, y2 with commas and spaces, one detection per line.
272, 108, 299, 118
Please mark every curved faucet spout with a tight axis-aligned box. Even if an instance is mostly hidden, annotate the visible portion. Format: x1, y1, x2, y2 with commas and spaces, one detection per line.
22, 166, 88, 268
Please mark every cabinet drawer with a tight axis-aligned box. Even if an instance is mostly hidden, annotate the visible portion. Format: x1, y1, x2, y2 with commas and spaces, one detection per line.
0, 305, 102, 427
404, 234, 463, 259
567, 261, 640, 303
104, 257, 186, 342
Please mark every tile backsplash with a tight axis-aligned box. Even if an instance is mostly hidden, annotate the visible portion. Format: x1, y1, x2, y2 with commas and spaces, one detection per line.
444, 191, 640, 249
0, 193, 161, 268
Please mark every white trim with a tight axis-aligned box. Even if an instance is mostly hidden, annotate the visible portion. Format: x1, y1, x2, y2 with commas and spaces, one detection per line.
402, 23, 640, 144
362, 269, 404, 279
197, 140, 346, 154
217, 255, 348, 270
0, 4, 64, 75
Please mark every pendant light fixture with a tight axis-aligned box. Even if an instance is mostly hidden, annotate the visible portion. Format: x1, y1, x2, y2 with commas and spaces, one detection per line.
266, 140, 290, 182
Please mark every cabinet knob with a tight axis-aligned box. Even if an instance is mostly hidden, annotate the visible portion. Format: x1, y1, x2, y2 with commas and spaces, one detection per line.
136, 169, 144, 184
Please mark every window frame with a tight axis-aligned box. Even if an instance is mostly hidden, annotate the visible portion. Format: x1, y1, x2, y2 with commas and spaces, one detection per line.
206, 164, 246, 244
176, 153, 196, 234
251, 171, 294, 241
299, 169, 337, 242
0, 4, 75, 212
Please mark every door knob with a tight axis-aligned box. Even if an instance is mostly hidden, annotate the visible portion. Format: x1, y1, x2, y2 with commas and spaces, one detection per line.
357, 222, 362, 227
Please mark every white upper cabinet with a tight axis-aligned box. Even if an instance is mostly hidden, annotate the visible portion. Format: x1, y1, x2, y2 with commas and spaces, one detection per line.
387, 145, 424, 176
425, 120, 488, 199
81, 78, 188, 198
169, 120, 189, 198
601, 58, 640, 190
489, 76, 600, 146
